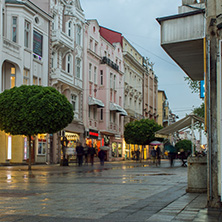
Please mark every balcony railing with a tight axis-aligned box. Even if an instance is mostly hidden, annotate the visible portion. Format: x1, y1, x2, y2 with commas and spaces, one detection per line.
52, 30, 74, 50
3, 37, 20, 57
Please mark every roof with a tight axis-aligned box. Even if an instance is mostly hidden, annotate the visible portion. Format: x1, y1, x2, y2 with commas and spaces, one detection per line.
156, 9, 205, 24
155, 114, 204, 137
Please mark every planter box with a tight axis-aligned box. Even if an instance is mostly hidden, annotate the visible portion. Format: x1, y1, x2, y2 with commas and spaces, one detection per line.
186, 155, 207, 193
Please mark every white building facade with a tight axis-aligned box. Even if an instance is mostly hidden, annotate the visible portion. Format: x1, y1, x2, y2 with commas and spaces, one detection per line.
0, 0, 51, 164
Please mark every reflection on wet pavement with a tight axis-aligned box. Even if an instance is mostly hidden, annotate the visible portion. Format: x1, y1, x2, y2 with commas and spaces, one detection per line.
0, 160, 190, 221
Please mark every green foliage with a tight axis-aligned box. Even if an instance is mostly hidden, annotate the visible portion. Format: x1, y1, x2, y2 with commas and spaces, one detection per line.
0, 85, 73, 136
184, 76, 200, 94
124, 119, 162, 145
175, 139, 192, 152
193, 102, 204, 118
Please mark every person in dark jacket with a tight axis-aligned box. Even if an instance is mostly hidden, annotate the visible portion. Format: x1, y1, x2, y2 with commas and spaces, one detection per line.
98, 149, 106, 166
76, 142, 84, 166
156, 146, 161, 166
88, 145, 96, 166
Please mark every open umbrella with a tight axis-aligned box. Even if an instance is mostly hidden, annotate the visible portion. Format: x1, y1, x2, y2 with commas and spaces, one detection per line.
165, 144, 177, 153
100, 146, 110, 150
150, 141, 162, 146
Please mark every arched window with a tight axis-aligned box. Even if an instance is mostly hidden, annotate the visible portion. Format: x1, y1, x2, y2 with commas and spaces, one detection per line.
67, 54, 72, 73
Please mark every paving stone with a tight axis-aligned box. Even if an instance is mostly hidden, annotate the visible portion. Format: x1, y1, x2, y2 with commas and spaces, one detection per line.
0, 161, 220, 222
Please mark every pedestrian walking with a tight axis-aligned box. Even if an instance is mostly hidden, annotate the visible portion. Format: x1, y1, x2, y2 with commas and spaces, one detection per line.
98, 149, 106, 166
88, 145, 96, 166
84, 144, 89, 166
169, 151, 176, 167
76, 142, 84, 166
135, 149, 140, 161
151, 147, 156, 164
156, 146, 161, 166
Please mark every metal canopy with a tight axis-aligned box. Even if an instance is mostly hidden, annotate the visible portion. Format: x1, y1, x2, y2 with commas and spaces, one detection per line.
110, 102, 128, 116
88, 96, 104, 108
155, 114, 204, 137
110, 102, 123, 112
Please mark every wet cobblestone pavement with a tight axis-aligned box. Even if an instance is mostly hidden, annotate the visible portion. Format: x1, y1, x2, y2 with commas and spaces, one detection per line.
0, 160, 221, 221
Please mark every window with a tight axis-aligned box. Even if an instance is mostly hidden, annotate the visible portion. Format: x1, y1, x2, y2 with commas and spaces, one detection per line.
110, 73, 112, 88
10, 67, 16, 88
23, 69, 29, 85
94, 66, 97, 84
38, 134, 46, 155
113, 112, 116, 123
68, 21, 72, 37
89, 106, 91, 118
110, 111, 112, 122
76, 25, 81, 45
33, 76, 38, 85
93, 107, 97, 120
12, 17, 17, 42
89, 39, 93, 50
24, 21, 30, 48
113, 75, 116, 90
89, 63, 92, 81
71, 94, 77, 111
100, 70, 103, 85
100, 109, 103, 120
67, 54, 71, 73
76, 58, 81, 79
95, 42, 98, 53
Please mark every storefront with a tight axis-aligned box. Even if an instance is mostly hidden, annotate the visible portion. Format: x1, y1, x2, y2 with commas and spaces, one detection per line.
64, 132, 80, 162
85, 129, 100, 154
124, 143, 149, 160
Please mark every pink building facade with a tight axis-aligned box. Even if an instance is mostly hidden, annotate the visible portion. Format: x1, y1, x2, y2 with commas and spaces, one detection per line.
84, 20, 126, 159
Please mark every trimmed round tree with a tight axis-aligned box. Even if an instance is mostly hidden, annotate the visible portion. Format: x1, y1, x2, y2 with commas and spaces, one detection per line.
0, 85, 73, 170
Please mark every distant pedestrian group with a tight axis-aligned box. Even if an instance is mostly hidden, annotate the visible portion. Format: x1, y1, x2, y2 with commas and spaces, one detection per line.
75, 142, 106, 166
151, 146, 161, 166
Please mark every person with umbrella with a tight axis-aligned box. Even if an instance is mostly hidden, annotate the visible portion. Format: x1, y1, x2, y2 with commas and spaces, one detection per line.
167, 145, 177, 167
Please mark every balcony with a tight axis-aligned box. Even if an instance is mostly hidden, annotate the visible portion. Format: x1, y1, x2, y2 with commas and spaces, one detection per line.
51, 68, 74, 86
3, 37, 20, 58
52, 30, 74, 52
157, 7, 205, 80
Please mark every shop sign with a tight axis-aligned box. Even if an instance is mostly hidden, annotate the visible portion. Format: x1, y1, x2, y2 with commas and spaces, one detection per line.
89, 129, 99, 139
66, 147, 75, 155
115, 134, 121, 139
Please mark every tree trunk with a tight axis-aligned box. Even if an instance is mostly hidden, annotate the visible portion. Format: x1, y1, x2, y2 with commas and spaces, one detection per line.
28, 135, 32, 171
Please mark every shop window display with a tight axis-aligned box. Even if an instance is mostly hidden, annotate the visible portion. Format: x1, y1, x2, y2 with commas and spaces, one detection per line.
65, 132, 79, 162
38, 134, 46, 155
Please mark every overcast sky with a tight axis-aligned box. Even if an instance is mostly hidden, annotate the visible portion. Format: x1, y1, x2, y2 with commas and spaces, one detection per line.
81, 0, 203, 120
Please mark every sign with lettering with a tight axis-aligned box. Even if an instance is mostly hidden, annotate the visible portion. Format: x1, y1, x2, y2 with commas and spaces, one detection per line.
33, 31, 43, 57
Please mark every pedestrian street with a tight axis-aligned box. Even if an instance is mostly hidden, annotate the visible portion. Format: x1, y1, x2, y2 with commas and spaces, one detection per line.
0, 160, 219, 221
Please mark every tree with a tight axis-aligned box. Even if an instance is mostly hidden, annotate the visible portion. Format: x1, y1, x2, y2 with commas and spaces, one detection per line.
0, 85, 73, 170
184, 76, 200, 94
175, 139, 192, 153
124, 119, 163, 145
193, 102, 204, 118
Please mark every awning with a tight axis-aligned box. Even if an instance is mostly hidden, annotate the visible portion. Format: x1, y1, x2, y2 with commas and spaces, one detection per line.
110, 102, 128, 116
155, 114, 204, 137
88, 96, 104, 108
110, 102, 123, 112
120, 109, 128, 116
